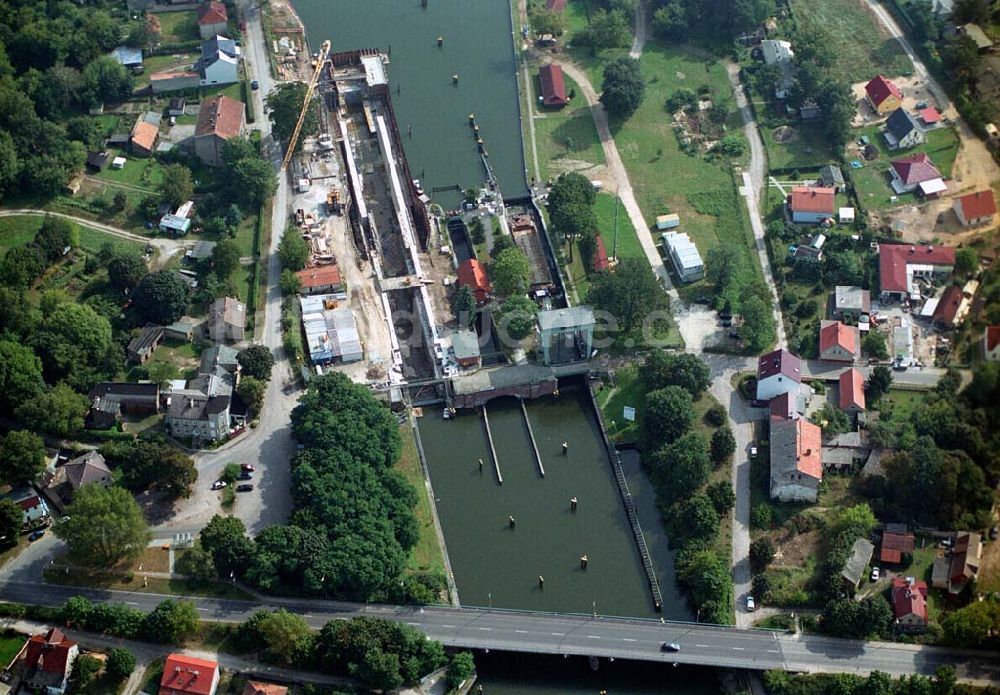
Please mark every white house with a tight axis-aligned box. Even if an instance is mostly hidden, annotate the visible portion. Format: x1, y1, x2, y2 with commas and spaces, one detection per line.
883, 108, 925, 150
198, 36, 239, 86
953, 189, 997, 227
662, 231, 704, 283
756, 348, 802, 401
788, 186, 835, 224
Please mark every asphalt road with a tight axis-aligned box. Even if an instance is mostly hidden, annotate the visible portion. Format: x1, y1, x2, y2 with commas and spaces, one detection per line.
801, 360, 946, 389
2, 580, 997, 684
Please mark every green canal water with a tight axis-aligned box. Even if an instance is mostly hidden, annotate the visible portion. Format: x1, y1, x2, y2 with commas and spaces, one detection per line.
290, 0, 529, 204
417, 383, 690, 621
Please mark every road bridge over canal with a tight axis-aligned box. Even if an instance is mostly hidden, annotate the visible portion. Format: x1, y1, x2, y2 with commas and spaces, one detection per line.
2, 581, 998, 684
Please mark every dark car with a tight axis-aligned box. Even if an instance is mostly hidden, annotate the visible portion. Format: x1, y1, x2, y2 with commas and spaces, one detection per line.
236, 484, 254, 492
251, 80, 259, 91
661, 642, 680, 652
239, 470, 254, 480
28, 530, 45, 542
729, 331, 741, 340
720, 319, 733, 328
991, 526, 999, 541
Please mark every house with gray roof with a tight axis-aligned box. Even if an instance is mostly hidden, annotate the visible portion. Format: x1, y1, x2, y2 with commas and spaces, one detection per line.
883, 108, 925, 150
818, 165, 845, 192
42, 451, 113, 513
841, 538, 875, 590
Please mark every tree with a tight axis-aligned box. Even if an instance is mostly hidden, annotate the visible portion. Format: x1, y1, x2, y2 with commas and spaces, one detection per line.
862, 331, 889, 361
15, 384, 88, 437
867, 365, 893, 402
496, 295, 537, 341
547, 172, 596, 211
600, 57, 645, 119
954, 247, 979, 278
278, 229, 310, 271
453, 284, 476, 328
816, 402, 850, 436
677, 548, 731, 623
752, 573, 771, 602
267, 83, 318, 151
0, 244, 46, 290
644, 351, 710, 397
105, 648, 136, 680
941, 35, 980, 86
579, 8, 631, 52
941, 599, 1000, 647
0, 430, 46, 484
706, 480, 735, 515
54, 485, 151, 567
815, 79, 855, 147
158, 164, 193, 209
231, 156, 277, 206
159, 450, 198, 499
750, 537, 775, 570
705, 403, 726, 427
587, 256, 668, 334
711, 426, 736, 465
211, 239, 241, 279
653, 1, 689, 40
33, 302, 112, 389
238, 376, 266, 416
280, 268, 302, 296
716, 134, 746, 157
133, 271, 188, 324
68, 654, 103, 694
490, 246, 531, 297
953, 0, 990, 23
739, 295, 776, 353
446, 652, 475, 690
0, 498, 23, 543
0, 340, 44, 412
751, 503, 772, 530
641, 385, 693, 452
822, 596, 892, 638
200, 514, 255, 577
256, 609, 315, 665
107, 252, 147, 295
529, 7, 566, 35
143, 599, 200, 643
34, 216, 78, 261
175, 546, 217, 584
650, 432, 709, 501
824, 250, 864, 286
238, 344, 275, 381
82, 56, 133, 106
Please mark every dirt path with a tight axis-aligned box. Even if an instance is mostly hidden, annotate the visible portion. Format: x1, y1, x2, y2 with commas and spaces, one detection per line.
629, 0, 648, 58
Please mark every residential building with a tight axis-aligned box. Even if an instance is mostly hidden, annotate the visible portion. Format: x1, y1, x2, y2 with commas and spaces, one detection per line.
768, 390, 807, 422
452, 329, 481, 369
111, 45, 143, 71
821, 431, 871, 471
819, 320, 859, 362
197, 2, 228, 39
878, 243, 956, 301
86, 383, 160, 428
20, 629, 79, 695
168, 98, 187, 116
159, 212, 192, 235
984, 325, 1000, 361
198, 36, 239, 87
194, 95, 247, 167
761, 39, 795, 99
839, 368, 865, 413
166, 392, 231, 443
958, 23, 994, 52
538, 64, 569, 107
538, 306, 596, 366
41, 451, 112, 513
865, 74, 903, 115
932, 284, 965, 329
756, 348, 802, 401
788, 186, 835, 224
242, 682, 287, 695
953, 189, 997, 227
457, 259, 491, 304
841, 538, 875, 589
165, 319, 199, 342
883, 108, 924, 149
159, 654, 219, 695
891, 577, 928, 633
818, 164, 845, 192
207, 297, 246, 342
296, 265, 344, 294
880, 526, 915, 564
129, 120, 158, 157
185, 240, 216, 263
792, 233, 826, 262
4, 486, 50, 528
769, 418, 822, 503
127, 324, 165, 364
919, 106, 942, 126
85, 151, 110, 172
889, 153, 946, 196
200, 345, 241, 376
833, 286, 870, 319
662, 231, 704, 282
932, 532, 981, 595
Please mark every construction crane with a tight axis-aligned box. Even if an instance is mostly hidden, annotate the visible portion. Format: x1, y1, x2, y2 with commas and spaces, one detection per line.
280, 39, 332, 172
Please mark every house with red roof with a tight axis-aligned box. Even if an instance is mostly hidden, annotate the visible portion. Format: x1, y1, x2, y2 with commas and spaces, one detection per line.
129, 120, 159, 157
457, 259, 491, 304
538, 64, 569, 108
838, 368, 865, 413
877, 243, 955, 301
918, 106, 941, 126
984, 325, 1000, 361
197, 1, 228, 39
932, 532, 981, 595
932, 284, 964, 329
889, 153, 945, 196
20, 628, 79, 695
891, 577, 928, 633
819, 320, 859, 362
194, 94, 246, 167
160, 654, 219, 695
242, 682, 287, 695
770, 418, 822, 502
756, 348, 802, 401
769, 391, 805, 422
880, 527, 915, 564
296, 265, 344, 295
865, 75, 903, 115
788, 186, 835, 224
953, 189, 996, 227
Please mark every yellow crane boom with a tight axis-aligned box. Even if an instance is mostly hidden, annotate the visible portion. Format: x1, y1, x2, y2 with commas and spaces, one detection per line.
280, 39, 332, 172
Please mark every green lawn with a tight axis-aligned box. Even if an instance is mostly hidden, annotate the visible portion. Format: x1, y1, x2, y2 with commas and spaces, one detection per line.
157, 10, 199, 43
395, 424, 447, 577
533, 73, 605, 181
93, 149, 165, 191
788, 0, 911, 83
761, 121, 838, 171
0, 215, 143, 257
134, 52, 199, 90
597, 365, 644, 443
849, 125, 960, 213
0, 629, 25, 667
563, 193, 641, 299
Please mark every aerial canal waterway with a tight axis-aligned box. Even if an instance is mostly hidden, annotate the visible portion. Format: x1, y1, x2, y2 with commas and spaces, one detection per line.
417, 381, 689, 620
290, 0, 529, 205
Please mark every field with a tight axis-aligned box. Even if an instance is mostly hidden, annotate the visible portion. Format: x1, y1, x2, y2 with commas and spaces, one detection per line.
0, 215, 142, 257
0, 630, 24, 668
395, 423, 447, 577
134, 52, 199, 90
563, 193, 642, 299
156, 10, 199, 44
762, 122, 838, 171
848, 125, 961, 212
533, 74, 605, 181
788, 0, 911, 83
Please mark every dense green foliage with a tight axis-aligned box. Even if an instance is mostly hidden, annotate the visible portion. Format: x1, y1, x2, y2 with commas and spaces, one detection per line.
100, 436, 197, 499
600, 58, 646, 119
266, 83, 317, 153
764, 667, 967, 695
53, 485, 152, 567
490, 246, 531, 297
587, 256, 668, 335
0, 430, 46, 484
644, 350, 710, 397
496, 295, 538, 341
278, 229, 309, 271
59, 596, 199, 643
133, 271, 188, 325
238, 344, 275, 381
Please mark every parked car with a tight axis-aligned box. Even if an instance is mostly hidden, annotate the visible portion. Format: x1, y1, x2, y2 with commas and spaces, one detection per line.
749, 446, 758, 458
240, 463, 256, 472
28, 530, 45, 542
746, 596, 755, 612
251, 80, 259, 90
721, 319, 733, 328
239, 470, 254, 480
236, 484, 254, 492
211, 480, 227, 490
990, 526, 998, 541
870, 567, 880, 581
661, 642, 680, 652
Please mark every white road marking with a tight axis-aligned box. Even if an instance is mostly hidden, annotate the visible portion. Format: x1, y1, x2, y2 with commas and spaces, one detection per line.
442, 624, 456, 628
695, 644, 710, 648
587, 635, 601, 639
766, 649, 779, 653
406, 622, 420, 626
125, 602, 139, 606
551, 632, 564, 636
622, 638, 637, 642
732, 647, 745, 651
515, 630, 528, 634
477, 627, 491, 631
